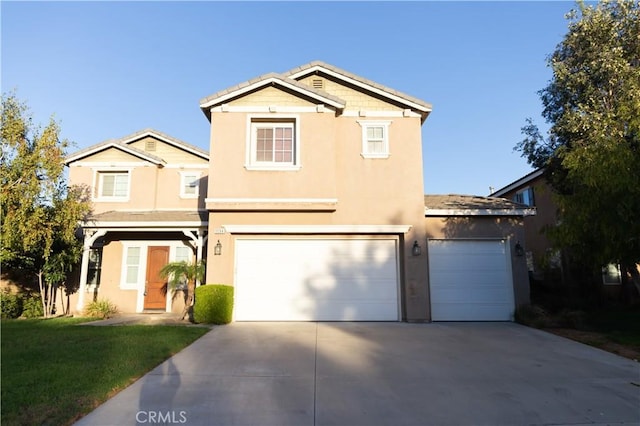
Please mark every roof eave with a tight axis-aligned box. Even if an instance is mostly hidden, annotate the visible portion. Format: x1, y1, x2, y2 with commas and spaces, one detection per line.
65, 142, 166, 166
286, 63, 433, 114
424, 208, 537, 217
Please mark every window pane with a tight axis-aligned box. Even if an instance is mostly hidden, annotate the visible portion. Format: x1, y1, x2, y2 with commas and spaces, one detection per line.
125, 247, 140, 285
100, 172, 128, 197
175, 246, 190, 262
367, 126, 383, 139
252, 122, 295, 165
183, 174, 198, 195
114, 175, 128, 196
101, 175, 115, 196
368, 140, 384, 153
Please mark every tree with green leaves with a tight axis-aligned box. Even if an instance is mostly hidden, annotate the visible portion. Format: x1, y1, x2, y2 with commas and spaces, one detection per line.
159, 260, 205, 320
1, 93, 92, 316
516, 1, 640, 292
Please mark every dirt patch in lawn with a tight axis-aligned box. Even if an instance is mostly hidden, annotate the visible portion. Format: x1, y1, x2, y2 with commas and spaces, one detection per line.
546, 328, 640, 361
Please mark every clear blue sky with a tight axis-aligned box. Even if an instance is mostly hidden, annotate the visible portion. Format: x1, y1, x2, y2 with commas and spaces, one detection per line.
2, 1, 574, 195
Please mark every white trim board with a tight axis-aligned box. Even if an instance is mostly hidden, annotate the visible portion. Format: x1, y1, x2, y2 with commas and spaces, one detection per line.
200, 76, 346, 110
206, 198, 338, 204
222, 225, 412, 234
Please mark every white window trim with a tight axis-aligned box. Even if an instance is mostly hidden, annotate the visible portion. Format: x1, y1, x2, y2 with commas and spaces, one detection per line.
120, 242, 147, 291
92, 168, 132, 202
357, 120, 392, 159
179, 171, 201, 199
245, 114, 301, 171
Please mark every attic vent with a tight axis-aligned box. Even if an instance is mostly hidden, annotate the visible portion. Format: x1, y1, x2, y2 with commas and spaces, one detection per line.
145, 139, 156, 151
311, 78, 324, 89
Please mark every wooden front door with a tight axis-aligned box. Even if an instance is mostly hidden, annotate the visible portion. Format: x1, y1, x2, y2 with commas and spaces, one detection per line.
144, 246, 169, 310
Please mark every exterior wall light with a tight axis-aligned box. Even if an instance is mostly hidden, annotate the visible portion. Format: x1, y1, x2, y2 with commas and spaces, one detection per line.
514, 241, 524, 257
214, 240, 222, 256
412, 240, 422, 256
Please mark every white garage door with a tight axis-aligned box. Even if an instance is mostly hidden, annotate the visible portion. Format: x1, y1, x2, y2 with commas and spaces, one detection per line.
428, 239, 515, 321
235, 238, 399, 321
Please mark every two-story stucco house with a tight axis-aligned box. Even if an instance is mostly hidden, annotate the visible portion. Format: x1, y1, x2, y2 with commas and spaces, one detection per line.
199, 61, 532, 322
65, 129, 209, 314
66, 61, 532, 321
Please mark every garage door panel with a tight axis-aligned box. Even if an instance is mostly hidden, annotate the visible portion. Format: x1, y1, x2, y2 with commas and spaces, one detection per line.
432, 302, 513, 321
428, 240, 515, 321
235, 238, 399, 321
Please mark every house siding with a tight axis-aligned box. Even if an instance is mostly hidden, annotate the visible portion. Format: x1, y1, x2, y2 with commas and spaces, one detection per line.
298, 75, 404, 111
205, 80, 429, 321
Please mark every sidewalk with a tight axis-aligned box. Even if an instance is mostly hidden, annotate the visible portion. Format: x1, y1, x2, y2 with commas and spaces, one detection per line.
79, 312, 211, 327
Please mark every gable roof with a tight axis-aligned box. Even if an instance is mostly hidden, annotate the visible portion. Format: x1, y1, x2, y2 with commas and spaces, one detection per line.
424, 194, 536, 216
199, 61, 433, 122
285, 60, 433, 121
65, 128, 208, 165
199, 72, 346, 120
119, 128, 209, 160
65, 140, 166, 165
489, 168, 544, 197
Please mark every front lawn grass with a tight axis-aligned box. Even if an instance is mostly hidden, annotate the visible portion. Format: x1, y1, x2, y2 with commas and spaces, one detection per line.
1, 317, 209, 426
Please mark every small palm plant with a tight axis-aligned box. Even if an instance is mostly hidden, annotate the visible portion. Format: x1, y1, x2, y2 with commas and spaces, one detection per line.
159, 260, 205, 321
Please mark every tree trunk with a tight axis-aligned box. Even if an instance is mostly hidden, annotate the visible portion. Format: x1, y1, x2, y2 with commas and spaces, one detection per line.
180, 279, 196, 321
37, 271, 47, 318
60, 286, 68, 315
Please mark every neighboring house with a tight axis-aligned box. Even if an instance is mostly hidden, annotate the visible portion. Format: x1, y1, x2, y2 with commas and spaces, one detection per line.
490, 169, 557, 281
491, 168, 629, 294
199, 60, 532, 322
65, 129, 209, 314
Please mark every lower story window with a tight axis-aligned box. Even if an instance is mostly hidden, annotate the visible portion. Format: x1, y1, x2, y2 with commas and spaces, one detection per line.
87, 248, 103, 287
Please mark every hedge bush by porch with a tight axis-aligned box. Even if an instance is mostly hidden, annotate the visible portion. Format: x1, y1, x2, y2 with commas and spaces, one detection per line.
193, 285, 234, 324
1, 290, 23, 319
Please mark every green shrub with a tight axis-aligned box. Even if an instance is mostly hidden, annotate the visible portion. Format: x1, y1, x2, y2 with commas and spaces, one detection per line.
1, 289, 23, 319
193, 284, 234, 324
85, 299, 118, 319
514, 304, 553, 328
22, 295, 44, 318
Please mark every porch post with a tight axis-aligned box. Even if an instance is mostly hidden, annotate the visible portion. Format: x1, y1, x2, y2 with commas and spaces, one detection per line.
76, 230, 106, 312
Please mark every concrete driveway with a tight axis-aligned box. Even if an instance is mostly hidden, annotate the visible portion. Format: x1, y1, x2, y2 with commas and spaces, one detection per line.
75, 322, 639, 426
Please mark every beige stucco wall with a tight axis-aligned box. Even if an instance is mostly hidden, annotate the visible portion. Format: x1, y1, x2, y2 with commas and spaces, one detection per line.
68, 161, 208, 213
68, 240, 138, 314
205, 85, 429, 321
499, 177, 556, 273
424, 216, 531, 308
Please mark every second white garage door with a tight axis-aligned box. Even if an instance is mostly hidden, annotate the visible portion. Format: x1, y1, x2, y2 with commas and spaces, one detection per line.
428, 239, 515, 321
234, 238, 399, 321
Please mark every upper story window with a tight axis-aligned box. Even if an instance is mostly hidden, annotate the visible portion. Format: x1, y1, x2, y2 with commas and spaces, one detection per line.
180, 172, 200, 198
95, 170, 129, 201
246, 116, 300, 170
513, 187, 535, 206
358, 120, 391, 158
